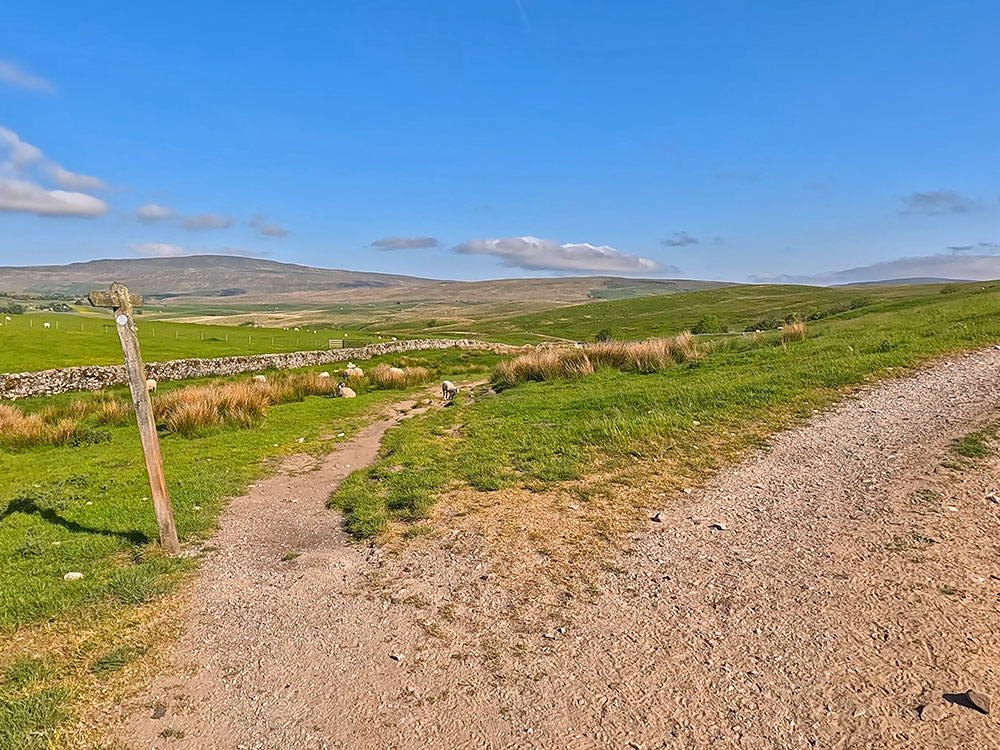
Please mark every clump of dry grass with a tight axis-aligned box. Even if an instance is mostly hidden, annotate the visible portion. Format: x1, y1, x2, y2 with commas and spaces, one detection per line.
492, 334, 702, 387
368, 364, 431, 389
153, 381, 271, 435
95, 399, 132, 426
0, 403, 47, 450
781, 321, 807, 343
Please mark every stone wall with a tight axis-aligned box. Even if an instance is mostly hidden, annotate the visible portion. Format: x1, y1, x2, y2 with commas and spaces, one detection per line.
0, 339, 522, 400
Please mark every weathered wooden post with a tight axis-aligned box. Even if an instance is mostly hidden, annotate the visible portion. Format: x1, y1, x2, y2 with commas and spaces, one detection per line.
89, 283, 180, 555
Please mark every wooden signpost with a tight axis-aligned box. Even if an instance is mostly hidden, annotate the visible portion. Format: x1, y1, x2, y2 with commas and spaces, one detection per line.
89, 283, 180, 555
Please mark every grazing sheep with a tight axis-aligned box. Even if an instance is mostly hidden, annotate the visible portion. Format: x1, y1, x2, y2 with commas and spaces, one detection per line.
344, 367, 364, 378
336, 382, 357, 398
42, 322, 51, 329
253, 374, 267, 384
145, 378, 157, 393
388, 366, 405, 376
319, 371, 330, 378
442, 380, 459, 403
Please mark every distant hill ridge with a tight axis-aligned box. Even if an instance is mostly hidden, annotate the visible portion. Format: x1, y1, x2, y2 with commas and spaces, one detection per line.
0, 255, 729, 305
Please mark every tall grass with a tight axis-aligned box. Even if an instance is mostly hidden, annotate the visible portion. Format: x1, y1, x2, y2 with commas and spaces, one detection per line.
781, 321, 807, 343
368, 364, 431, 389
492, 334, 703, 386
0, 404, 101, 450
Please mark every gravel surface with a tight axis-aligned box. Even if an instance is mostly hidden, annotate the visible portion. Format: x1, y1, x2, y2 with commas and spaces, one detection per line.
121, 348, 1000, 749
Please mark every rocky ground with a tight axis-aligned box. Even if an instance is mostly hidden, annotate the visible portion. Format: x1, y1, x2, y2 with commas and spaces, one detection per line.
115, 349, 1000, 749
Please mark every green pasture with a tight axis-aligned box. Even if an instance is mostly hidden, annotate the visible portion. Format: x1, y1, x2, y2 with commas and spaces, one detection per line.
0, 311, 388, 373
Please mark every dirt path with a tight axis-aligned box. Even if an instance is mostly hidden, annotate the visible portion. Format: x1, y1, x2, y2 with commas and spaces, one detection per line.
120, 350, 1000, 749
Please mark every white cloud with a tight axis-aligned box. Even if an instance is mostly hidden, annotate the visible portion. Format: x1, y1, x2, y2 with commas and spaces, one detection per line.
454, 236, 668, 274
0, 178, 108, 217
48, 164, 108, 191
0, 127, 43, 169
129, 243, 269, 259
130, 242, 188, 257
0, 60, 54, 93
751, 249, 1000, 285
182, 213, 234, 231
258, 224, 288, 237
135, 203, 175, 222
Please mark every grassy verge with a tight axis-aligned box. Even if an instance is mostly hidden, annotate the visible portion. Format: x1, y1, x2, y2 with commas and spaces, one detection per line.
0, 348, 499, 749
331, 284, 1000, 537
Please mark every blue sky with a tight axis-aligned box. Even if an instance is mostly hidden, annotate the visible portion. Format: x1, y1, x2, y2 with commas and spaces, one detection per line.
1, 1, 999, 283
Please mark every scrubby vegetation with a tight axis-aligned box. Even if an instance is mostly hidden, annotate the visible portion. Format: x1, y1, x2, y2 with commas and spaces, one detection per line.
492, 334, 706, 387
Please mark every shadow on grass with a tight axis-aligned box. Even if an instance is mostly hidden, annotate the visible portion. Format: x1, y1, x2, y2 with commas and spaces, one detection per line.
0, 497, 150, 546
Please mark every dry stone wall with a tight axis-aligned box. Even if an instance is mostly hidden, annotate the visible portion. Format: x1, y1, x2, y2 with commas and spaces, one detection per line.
0, 338, 522, 400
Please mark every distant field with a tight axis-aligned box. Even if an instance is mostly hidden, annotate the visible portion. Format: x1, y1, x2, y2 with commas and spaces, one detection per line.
0, 311, 386, 373
412, 282, 989, 343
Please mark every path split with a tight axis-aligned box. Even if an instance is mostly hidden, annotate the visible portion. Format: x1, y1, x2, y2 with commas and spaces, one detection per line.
116, 352, 1000, 749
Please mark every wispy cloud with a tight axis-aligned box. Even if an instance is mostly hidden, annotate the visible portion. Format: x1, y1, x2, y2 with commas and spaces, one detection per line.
47, 164, 108, 191
0, 60, 54, 93
751, 246, 1000, 285
181, 213, 234, 231
247, 214, 289, 238
129, 243, 269, 258
661, 232, 699, 247
135, 203, 175, 222
946, 241, 1000, 254
371, 236, 439, 250
0, 126, 109, 217
454, 236, 669, 274
0, 178, 108, 217
900, 190, 982, 216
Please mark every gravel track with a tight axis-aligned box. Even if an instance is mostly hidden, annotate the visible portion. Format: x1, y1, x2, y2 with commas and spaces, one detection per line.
121, 348, 1000, 749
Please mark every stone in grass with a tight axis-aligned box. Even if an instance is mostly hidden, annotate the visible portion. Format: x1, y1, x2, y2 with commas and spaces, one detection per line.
389, 653, 404, 662
63, 571, 84, 581
650, 512, 665, 523
709, 522, 728, 531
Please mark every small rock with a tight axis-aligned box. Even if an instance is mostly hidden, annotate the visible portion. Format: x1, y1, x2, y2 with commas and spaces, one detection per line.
650, 512, 664, 523
63, 572, 84, 581
920, 701, 950, 721
986, 494, 999, 504
389, 653, 404, 661
966, 689, 991, 714
151, 705, 166, 719
710, 522, 728, 531
295, 437, 305, 443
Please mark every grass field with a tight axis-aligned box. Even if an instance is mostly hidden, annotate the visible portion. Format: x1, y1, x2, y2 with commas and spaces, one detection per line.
0, 311, 388, 373
3, 280, 1000, 747
331, 282, 1000, 536
396, 282, 984, 343
0, 347, 499, 749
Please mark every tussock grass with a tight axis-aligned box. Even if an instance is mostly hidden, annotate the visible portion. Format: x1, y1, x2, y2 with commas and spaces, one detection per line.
0, 404, 101, 451
368, 363, 431, 389
95, 399, 132, 426
492, 334, 703, 387
781, 321, 807, 343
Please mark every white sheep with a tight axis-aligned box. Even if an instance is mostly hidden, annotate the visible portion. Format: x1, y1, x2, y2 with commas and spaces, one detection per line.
145, 378, 157, 392
442, 380, 459, 403
319, 371, 330, 378
42, 322, 51, 329
388, 366, 405, 376
253, 374, 267, 384
344, 367, 364, 378
336, 382, 356, 398
4, 316, 10, 321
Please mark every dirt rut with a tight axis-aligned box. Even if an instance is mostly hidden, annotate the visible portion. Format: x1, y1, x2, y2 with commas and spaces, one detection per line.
120, 350, 1000, 749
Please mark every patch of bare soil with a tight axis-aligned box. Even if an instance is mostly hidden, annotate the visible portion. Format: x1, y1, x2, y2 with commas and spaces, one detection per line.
115, 350, 1000, 749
